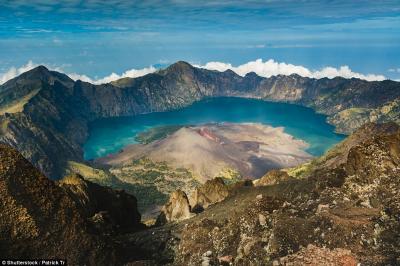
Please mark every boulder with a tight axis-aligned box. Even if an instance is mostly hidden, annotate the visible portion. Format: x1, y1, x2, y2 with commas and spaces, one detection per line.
190, 177, 229, 211
157, 189, 192, 224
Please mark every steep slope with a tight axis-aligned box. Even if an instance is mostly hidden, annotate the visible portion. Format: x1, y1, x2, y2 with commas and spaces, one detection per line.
0, 144, 143, 265
122, 123, 400, 265
0, 62, 399, 179
0, 65, 74, 108
0, 70, 87, 178
288, 122, 400, 178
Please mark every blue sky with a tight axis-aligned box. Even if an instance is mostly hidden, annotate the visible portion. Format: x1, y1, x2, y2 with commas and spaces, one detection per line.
0, 0, 400, 81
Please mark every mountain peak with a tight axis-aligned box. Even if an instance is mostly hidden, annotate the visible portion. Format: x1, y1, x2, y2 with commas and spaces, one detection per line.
163, 61, 194, 73
3, 65, 74, 89
244, 71, 260, 78
289, 73, 303, 78
32, 65, 49, 72
18, 65, 51, 80
172, 61, 193, 67
223, 69, 237, 75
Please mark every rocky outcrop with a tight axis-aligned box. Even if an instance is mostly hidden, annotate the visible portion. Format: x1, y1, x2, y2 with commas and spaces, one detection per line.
190, 177, 229, 212
0, 63, 399, 179
253, 169, 292, 186
156, 177, 230, 224
329, 99, 400, 134
288, 122, 400, 178
140, 123, 400, 265
157, 189, 192, 224
59, 173, 143, 232
0, 144, 143, 265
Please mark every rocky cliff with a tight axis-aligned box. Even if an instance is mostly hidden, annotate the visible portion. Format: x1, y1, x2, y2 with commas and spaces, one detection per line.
0, 144, 144, 265
0, 62, 399, 179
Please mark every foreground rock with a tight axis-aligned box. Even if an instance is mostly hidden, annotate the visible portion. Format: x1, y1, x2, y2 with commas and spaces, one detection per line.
173, 124, 400, 265
190, 177, 229, 211
59, 173, 142, 232
288, 122, 400, 178
276, 244, 358, 265
0, 144, 143, 265
124, 123, 400, 265
157, 177, 230, 225
157, 190, 192, 224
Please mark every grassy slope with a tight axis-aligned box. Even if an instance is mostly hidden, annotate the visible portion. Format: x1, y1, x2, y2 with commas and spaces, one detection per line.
135, 125, 186, 144
0, 89, 40, 115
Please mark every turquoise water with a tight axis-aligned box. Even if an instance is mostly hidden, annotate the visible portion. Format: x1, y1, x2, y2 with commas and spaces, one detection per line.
84, 97, 346, 160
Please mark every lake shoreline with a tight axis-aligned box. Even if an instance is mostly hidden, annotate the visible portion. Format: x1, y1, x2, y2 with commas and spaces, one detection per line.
96, 122, 313, 180
84, 97, 345, 160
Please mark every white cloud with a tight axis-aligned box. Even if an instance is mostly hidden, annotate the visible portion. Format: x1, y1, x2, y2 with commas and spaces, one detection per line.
0, 59, 388, 86
0, 62, 157, 85
67, 66, 157, 84
195, 58, 386, 81
0, 61, 39, 85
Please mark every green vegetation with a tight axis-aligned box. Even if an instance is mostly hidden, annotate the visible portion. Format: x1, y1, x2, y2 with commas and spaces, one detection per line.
135, 125, 186, 144
65, 161, 116, 186
0, 119, 9, 135
110, 158, 199, 215
286, 144, 344, 178
215, 167, 242, 184
339, 107, 370, 116
329, 100, 400, 134
110, 77, 134, 88
0, 89, 40, 115
65, 158, 199, 215
65, 161, 167, 212
111, 157, 199, 199
286, 162, 314, 178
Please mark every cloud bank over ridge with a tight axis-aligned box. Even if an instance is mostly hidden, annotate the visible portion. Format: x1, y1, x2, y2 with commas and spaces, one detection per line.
0, 59, 388, 86
0, 61, 39, 85
196, 59, 386, 81
67, 67, 157, 85
0, 61, 157, 85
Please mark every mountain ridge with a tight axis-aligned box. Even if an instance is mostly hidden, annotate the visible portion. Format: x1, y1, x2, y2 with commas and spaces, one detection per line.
0, 62, 399, 179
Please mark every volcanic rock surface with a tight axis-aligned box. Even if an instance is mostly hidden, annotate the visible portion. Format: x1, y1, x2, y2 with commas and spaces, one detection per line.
97, 123, 312, 181
0, 144, 143, 265
121, 123, 400, 265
